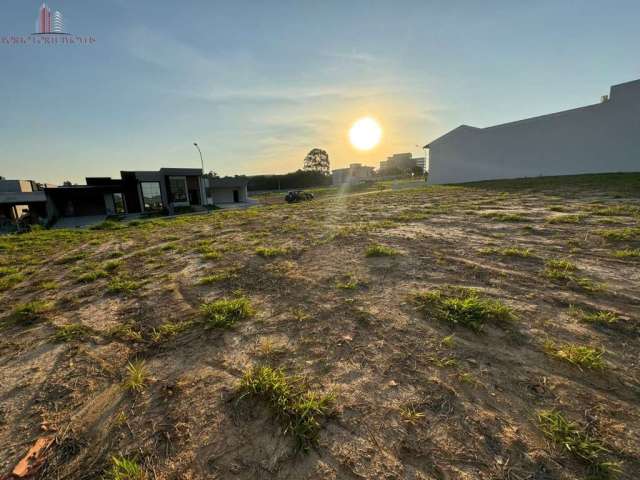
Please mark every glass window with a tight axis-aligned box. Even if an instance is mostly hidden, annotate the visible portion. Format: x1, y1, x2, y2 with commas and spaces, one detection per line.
140, 182, 163, 211
169, 176, 188, 203
113, 193, 125, 214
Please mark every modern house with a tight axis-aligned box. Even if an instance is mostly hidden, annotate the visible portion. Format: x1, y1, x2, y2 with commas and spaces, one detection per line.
0, 179, 49, 222
424, 78, 640, 184
332, 163, 375, 185
45, 168, 206, 223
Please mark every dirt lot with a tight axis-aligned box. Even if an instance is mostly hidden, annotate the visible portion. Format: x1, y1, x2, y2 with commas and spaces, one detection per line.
1, 173, 639, 480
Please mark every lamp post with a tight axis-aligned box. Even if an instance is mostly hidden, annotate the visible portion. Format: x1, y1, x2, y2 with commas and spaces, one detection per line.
193, 142, 206, 206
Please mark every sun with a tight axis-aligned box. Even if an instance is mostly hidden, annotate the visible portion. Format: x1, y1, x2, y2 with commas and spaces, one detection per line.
349, 117, 382, 151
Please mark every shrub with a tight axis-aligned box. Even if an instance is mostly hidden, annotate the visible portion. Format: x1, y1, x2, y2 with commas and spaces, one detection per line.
411, 288, 515, 332
200, 297, 254, 328
365, 244, 399, 257
238, 365, 334, 450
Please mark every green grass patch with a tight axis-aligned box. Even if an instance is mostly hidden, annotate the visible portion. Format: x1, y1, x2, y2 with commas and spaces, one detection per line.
543, 258, 577, 281
597, 227, 640, 241
238, 365, 334, 451
411, 287, 515, 332
200, 297, 254, 328
570, 306, 619, 326
107, 277, 142, 295
5, 300, 52, 327
546, 214, 585, 224
104, 455, 145, 480
255, 246, 287, 258
198, 270, 235, 284
40, 280, 59, 290
54, 323, 93, 342
613, 248, 640, 259
544, 341, 605, 370
0, 272, 25, 291
481, 212, 528, 222
78, 269, 109, 283
538, 410, 618, 478
151, 321, 193, 342
335, 274, 360, 290
365, 243, 399, 257
102, 259, 123, 272
480, 246, 533, 257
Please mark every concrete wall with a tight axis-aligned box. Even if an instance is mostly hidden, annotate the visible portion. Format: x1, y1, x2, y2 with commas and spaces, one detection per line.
210, 186, 248, 203
427, 79, 640, 184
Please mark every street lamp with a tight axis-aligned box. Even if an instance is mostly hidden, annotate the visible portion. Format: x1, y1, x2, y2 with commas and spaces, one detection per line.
193, 142, 206, 206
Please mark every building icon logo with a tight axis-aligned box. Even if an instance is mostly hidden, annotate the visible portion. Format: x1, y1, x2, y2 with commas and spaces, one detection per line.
34, 3, 68, 35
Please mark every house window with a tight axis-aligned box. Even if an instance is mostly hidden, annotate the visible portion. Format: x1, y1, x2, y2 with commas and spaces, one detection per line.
140, 182, 163, 211
168, 176, 188, 203
113, 193, 125, 214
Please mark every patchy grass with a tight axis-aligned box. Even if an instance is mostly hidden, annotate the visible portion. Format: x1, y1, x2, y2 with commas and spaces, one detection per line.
198, 270, 236, 285
481, 212, 528, 222
597, 227, 640, 241
53, 323, 93, 342
335, 274, 360, 290
480, 246, 533, 257
255, 246, 287, 258
399, 404, 426, 424
102, 259, 123, 272
543, 258, 578, 281
538, 410, 618, 478
151, 321, 193, 342
108, 277, 141, 295
570, 306, 619, 326
546, 214, 585, 224
365, 243, 400, 257
40, 280, 59, 290
544, 341, 605, 370
105, 455, 146, 480
613, 248, 640, 259
4, 300, 52, 327
123, 360, 148, 393
411, 288, 515, 332
78, 268, 109, 283
0, 272, 25, 290
200, 297, 254, 328
238, 365, 334, 450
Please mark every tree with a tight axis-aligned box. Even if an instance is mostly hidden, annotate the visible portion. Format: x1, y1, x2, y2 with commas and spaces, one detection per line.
303, 148, 330, 175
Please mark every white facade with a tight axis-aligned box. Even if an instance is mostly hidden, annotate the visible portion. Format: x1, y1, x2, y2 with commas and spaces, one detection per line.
426, 79, 640, 184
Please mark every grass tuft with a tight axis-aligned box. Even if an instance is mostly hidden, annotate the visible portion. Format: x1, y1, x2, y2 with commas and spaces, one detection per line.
123, 360, 148, 393
54, 323, 92, 342
238, 365, 334, 450
255, 246, 287, 258
544, 341, 605, 370
108, 277, 141, 295
105, 455, 146, 480
613, 248, 640, 259
365, 243, 399, 257
200, 297, 254, 328
411, 287, 515, 332
5, 300, 52, 327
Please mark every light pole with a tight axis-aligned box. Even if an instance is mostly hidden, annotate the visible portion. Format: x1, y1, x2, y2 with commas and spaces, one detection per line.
193, 142, 206, 205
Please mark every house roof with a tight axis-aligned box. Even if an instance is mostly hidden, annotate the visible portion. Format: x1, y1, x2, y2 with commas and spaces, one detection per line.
207, 177, 249, 188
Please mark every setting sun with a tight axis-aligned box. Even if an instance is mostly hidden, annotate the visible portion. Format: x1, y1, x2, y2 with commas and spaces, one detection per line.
349, 117, 382, 151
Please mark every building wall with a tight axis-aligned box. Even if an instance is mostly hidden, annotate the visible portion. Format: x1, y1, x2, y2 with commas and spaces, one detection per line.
332, 164, 374, 185
209, 186, 248, 203
428, 79, 640, 184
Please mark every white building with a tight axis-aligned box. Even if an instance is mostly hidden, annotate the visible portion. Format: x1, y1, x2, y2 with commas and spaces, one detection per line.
424, 79, 640, 184
332, 163, 375, 185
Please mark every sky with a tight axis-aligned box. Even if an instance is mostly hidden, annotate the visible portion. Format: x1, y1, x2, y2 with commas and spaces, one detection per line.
0, 0, 639, 184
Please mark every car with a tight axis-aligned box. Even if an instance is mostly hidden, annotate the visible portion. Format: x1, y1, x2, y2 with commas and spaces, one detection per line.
285, 190, 314, 203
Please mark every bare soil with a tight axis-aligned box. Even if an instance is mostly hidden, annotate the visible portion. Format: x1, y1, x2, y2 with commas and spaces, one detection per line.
1, 173, 639, 479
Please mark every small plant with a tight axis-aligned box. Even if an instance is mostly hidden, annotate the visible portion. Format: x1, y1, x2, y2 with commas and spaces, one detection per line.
399, 404, 426, 424
123, 360, 148, 393
200, 297, 254, 328
0, 272, 25, 291
54, 324, 92, 342
78, 268, 108, 283
537, 410, 618, 477
480, 246, 533, 257
238, 365, 334, 450
41, 280, 59, 290
102, 259, 122, 272
543, 258, 577, 281
150, 321, 193, 342
161, 243, 177, 251
597, 227, 640, 241
292, 308, 310, 322
108, 277, 141, 295
198, 270, 234, 284
105, 455, 146, 480
544, 341, 605, 370
365, 243, 399, 257
110, 324, 143, 342
335, 274, 360, 290
581, 310, 619, 325
411, 287, 515, 332
255, 246, 286, 258
440, 334, 455, 348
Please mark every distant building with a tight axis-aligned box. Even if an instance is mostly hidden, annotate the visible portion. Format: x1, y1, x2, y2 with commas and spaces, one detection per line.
0, 179, 48, 221
424, 78, 640, 184
379, 153, 424, 174
332, 163, 375, 185
203, 176, 249, 204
